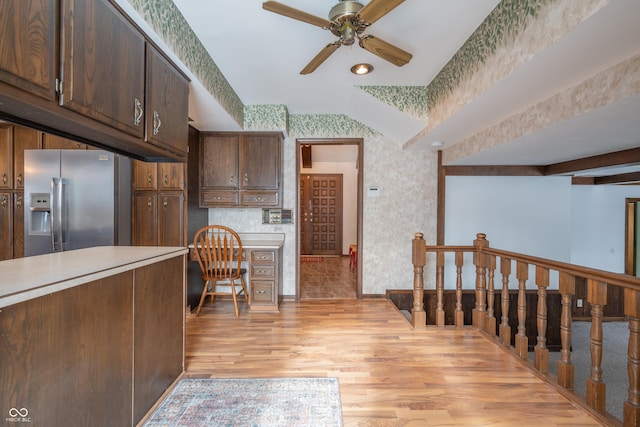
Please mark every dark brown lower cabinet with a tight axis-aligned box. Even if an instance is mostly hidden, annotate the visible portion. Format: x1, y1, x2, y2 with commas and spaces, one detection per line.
0, 254, 184, 426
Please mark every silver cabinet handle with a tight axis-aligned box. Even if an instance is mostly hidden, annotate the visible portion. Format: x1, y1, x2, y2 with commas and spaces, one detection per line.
16, 195, 22, 209
1, 173, 7, 184
153, 111, 161, 135
134, 98, 143, 126
229, 175, 235, 184
16, 173, 22, 185
163, 197, 168, 208
256, 290, 266, 295
147, 173, 153, 185
243, 173, 249, 186
0, 195, 6, 209
147, 197, 153, 208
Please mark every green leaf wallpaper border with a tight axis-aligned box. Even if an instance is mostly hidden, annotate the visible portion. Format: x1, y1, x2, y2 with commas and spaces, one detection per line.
126, 0, 244, 126
358, 86, 428, 120
244, 105, 289, 133
427, 0, 549, 112
289, 115, 379, 138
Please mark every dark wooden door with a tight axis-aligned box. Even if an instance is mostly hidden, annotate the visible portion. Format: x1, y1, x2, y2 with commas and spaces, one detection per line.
0, 0, 58, 100
158, 192, 185, 246
200, 133, 239, 190
145, 45, 189, 154
61, 0, 146, 138
300, 174, 343, 255
13, 127, 42, 190
132, 193, 157, 246
240, 133, 281, 190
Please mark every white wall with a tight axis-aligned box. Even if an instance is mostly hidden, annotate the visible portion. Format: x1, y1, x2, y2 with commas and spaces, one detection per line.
444, 175, 640, 289
570, 185, 640, 273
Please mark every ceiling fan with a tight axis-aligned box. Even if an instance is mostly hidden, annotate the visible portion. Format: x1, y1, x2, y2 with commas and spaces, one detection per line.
262, 0, 413, 74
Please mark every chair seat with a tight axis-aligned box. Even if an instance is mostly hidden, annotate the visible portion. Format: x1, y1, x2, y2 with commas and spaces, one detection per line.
204, 268, 247, 279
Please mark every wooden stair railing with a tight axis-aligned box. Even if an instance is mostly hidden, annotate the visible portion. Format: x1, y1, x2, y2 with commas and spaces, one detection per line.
411, 232, 640, 427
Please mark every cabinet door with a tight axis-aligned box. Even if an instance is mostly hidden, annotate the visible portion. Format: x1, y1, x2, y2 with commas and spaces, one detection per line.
42, 133, 87, 150
158, 193, 184, 246
146, 45, 189, 155
0, 193, 12, 260
240, 133, 281, 190
0, 126, 12, 190
133, 160, 158, 191
61, 0, 146, 138
13, 127, 42, 190
0, 0, 57, 100
132, 193, 157, 245
13, 192, 24, 258
159, 163, 185, 191
200, 134, 239, 190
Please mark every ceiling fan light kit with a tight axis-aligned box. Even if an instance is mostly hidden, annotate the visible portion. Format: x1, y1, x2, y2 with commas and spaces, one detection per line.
262, 0, 412, 74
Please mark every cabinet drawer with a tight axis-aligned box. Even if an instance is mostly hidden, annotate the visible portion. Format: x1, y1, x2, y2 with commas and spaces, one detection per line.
200, 190, 238, 207
251, 281, 275, 304
240, 191, 279, 207
251, 250, 275, 264
251, 264, 275, 278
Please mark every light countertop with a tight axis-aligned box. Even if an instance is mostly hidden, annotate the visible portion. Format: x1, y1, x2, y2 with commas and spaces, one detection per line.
188, 232, 285, 250
0, 246, 188, 308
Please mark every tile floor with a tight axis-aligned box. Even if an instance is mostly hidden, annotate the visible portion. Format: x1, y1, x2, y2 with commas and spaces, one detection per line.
299, 255, 357, 299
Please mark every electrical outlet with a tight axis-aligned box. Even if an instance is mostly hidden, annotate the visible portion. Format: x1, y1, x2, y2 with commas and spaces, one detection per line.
577, 299, 583, 308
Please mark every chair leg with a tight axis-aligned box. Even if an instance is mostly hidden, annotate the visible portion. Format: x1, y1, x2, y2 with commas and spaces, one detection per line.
240, 275, 249, 303
195, 279, 211, 317
230, 281, 239, 317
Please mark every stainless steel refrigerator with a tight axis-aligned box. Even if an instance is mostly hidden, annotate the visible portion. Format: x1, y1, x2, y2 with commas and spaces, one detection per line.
24, 149, 131, 257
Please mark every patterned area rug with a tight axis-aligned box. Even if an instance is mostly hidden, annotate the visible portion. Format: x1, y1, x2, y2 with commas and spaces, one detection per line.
301, 256, 324, 262
143, 378, 343, 427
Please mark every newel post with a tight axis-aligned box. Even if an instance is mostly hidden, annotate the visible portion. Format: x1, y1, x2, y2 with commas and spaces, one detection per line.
473, 233, 489, 330
411, 232, 427, 329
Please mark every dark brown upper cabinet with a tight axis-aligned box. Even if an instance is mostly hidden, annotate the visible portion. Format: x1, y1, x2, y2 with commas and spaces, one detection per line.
60, 0, 146, 139
0, 0, 58, 101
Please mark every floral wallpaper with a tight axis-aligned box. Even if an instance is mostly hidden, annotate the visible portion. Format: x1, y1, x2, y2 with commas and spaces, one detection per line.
126, 0, 244, 126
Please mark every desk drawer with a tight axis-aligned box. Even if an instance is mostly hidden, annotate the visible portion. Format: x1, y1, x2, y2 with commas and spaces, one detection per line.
251, 281, 275, 304
251, 250, 275, 264
251, 264, 275, 278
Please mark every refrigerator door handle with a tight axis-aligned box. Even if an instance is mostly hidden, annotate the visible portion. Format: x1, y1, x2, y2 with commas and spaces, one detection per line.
51, 177, 64, 252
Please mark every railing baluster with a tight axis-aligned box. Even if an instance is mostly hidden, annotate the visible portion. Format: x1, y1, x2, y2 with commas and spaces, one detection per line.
515, 261, 529, 359
534, 266, 549, 373
436, 251, 445, 327
486, 255, 497, 336
499, 257, 511, 347
557, 272, 575, 390
411, 232, 426, 329
624, 287, 640, 427
586, 279, 607, 412
455, 251, 464, 328
473, 233, 489, 330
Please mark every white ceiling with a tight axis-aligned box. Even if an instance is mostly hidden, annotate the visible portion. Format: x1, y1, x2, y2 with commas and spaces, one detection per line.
165, 0, 640, 169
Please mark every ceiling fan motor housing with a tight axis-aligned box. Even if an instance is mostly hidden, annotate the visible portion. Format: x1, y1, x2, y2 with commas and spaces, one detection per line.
329, 1, 364, 23
329, 1, 364, 45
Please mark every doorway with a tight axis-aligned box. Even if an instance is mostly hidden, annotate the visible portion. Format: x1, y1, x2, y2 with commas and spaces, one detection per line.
625, 198, 640, 277
296, 139, 363, 300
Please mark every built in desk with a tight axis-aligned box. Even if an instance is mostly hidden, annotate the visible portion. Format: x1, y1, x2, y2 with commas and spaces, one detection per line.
189, 232, 285, 312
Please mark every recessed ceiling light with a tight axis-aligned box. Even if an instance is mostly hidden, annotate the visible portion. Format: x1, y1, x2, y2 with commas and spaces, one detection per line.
351, 63, 373, 75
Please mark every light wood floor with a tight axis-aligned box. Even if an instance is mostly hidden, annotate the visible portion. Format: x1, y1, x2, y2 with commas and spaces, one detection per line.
185, 299, 608, 426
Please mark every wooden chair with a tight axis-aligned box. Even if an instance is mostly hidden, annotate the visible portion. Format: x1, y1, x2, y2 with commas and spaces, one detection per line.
193, 225, 248, 317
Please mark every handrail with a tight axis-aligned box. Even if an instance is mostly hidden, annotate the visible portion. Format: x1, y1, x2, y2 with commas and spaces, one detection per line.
411, 232, 640, 427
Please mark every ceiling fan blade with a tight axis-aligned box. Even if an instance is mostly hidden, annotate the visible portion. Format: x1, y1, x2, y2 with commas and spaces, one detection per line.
300, 42, 341, 75
262, 1, 331, 28
356, 0, 404, 25
359, 35, 412, 67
